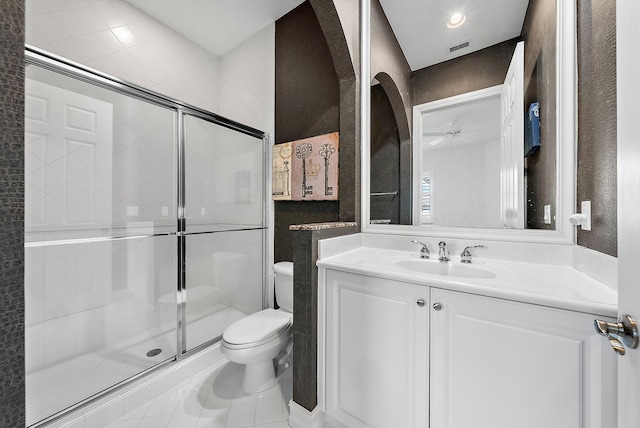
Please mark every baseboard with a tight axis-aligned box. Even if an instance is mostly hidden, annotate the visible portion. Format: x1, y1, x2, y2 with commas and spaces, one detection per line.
288, 400, 325, 428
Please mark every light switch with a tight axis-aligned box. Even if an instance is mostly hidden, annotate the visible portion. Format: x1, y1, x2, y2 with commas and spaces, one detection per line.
581, 201, 592, 231
127, 206, 139, 216
543, 205, 551, 224
162, 207, 169, 217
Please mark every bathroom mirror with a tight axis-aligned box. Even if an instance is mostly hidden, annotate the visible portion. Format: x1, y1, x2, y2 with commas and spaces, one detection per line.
361, 0, 576, 243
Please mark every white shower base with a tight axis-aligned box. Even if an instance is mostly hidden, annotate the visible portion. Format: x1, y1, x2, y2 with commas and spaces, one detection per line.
26, 305, 246, 426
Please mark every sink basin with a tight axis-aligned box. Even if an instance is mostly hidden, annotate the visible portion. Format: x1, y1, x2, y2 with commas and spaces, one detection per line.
394, 260, 496, 279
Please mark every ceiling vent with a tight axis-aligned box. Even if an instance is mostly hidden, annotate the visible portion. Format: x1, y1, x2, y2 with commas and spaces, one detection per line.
449, 41, 470, 53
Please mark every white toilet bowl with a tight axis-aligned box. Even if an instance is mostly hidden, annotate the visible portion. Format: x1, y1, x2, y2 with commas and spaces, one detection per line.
220, 262, 294, 394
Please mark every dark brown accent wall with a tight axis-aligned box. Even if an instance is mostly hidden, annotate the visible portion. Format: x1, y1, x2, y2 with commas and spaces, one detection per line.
369, 0, 413, 225
412, 38, 519, 106
576, 0, 617, 257
275, 0, 361, 415
291, 224, 358, 412
370, 83, 401, 224
0, 0, 25, 426
522, 0, 557, 230
274, 2, 341, 262
370, 0, 413, 126
309, 0, 361, 227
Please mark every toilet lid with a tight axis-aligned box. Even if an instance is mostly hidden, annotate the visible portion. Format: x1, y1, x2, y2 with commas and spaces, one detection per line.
223, 309, 292, 346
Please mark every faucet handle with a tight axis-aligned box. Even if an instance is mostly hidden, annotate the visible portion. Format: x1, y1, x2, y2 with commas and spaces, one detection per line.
437, 241, 450, 262
411, 240, 431, 259
460, 245, 485, 263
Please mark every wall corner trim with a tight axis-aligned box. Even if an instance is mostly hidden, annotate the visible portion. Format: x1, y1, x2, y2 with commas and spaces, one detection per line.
288, 401, 325, 428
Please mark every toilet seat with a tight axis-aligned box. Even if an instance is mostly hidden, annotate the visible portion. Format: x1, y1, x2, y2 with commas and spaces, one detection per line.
222, 309, 292, 350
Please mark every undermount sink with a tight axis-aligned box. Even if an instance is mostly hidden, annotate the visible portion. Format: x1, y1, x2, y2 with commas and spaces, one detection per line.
394, 259, 496, 279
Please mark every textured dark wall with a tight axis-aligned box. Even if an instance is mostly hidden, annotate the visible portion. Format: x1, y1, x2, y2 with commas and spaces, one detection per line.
291, 224, 358, 411
522, 0, 557, 229
370, 0, 413, 127
370, 83, 401, 224
309, 0, 361, 226
412, 38, 519, 106
276, 1, 360, 415
274, 2, 341, 262
369, 0, 413, 225
576, 0, 617, 257
0, 0, 25, 426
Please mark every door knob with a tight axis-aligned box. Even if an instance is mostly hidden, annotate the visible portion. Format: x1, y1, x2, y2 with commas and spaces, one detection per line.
416, 299, 425, 307
594, 314, 639, 356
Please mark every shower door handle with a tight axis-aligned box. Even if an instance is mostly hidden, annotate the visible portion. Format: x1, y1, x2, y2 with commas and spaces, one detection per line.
594, 314, 639, 356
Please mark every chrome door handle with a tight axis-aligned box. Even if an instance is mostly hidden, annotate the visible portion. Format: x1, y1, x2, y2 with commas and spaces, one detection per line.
416, 299, 425, 307
594, 314, 639, 356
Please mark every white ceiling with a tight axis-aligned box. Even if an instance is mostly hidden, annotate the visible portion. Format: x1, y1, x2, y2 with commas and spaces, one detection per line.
125, 0, 305, 57
379, 0, 529, 70
124, 0, 528, 70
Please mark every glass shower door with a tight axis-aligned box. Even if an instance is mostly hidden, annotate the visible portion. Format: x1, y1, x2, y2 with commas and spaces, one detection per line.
24, 65, 178, 425
182, 114, 266, 352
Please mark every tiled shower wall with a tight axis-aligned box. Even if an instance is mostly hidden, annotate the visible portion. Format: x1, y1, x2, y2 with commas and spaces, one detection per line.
25, 0, 275, 134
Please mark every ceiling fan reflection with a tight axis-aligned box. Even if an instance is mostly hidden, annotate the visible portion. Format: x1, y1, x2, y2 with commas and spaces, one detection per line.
423, 122, 490, 146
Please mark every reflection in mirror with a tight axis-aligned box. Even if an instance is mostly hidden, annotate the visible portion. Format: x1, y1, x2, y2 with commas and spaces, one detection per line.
369, 0, 560, 231
370, 81, 401, 224
417, 89, 502, 228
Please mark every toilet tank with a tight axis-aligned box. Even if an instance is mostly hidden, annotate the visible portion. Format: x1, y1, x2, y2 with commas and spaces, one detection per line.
274, 262, 294, 312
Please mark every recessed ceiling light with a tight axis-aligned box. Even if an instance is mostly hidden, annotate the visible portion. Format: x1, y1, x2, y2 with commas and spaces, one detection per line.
447, 12, 466, 29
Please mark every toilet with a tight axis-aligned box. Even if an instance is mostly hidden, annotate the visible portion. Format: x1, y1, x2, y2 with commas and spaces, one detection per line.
220, 261, 293, 394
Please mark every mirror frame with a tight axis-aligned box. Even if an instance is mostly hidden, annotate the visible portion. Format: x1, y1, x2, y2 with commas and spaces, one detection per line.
360, 0, 577, 244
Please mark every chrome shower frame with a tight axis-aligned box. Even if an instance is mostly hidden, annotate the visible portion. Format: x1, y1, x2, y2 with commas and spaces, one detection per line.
25, 45, 271, 427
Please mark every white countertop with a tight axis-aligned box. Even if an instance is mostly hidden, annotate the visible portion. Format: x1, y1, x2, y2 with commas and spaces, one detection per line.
317, 247, 618, 317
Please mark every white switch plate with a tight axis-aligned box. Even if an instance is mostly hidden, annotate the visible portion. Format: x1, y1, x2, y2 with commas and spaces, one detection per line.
543, 205, 551, 224
127, 206, 139, 216
201, 208, 206, 216
161, 207, 169, 217
581, 201, 592, 231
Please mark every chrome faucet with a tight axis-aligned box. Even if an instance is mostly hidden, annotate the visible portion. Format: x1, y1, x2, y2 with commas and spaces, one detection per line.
411, 240, 431, 259
438, 241, 450, 262
460, 245, 485, 263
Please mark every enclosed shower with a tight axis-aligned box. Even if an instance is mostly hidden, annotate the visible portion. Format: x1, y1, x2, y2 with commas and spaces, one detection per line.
24, 48, 269, 426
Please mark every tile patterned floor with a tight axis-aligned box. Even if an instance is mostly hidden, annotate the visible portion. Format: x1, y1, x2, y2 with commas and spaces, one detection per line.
105, 359, 292, 428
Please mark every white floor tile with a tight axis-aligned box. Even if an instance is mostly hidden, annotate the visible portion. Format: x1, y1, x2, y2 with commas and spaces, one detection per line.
145, 392, 181, 417
136, 413, 172, 428
254, 422, 285, 428
225, 401, 257, 428
105, 420, 139, 428
197, 406, 230, 426
120, 400, 151, 420
166, 410, 201, 428
84, 355, 292, 428
254, 398, 283, 425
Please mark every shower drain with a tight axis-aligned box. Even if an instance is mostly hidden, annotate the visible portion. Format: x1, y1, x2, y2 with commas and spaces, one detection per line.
146, 348, 162, 357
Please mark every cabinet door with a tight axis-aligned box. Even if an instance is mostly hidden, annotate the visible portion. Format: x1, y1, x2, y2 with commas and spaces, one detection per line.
430, 288, 617, 428
325, 270, 429, 428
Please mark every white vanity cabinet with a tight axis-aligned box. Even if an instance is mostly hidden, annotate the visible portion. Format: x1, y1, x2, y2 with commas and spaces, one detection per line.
430, 288, 617, 428
324, 269, 429, 428
321, 268, 617, 428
